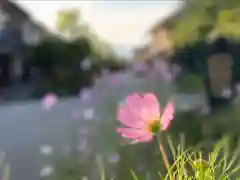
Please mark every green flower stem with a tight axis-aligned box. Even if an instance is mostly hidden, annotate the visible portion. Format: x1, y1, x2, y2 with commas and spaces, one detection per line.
157, 133, 174, 180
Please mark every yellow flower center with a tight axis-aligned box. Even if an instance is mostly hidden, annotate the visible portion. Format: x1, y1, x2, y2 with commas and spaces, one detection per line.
147, 119, 160, 133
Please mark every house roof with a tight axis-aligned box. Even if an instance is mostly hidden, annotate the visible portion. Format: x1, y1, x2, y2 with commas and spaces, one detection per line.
0, 1, 29, 54
0, 0, 29, 20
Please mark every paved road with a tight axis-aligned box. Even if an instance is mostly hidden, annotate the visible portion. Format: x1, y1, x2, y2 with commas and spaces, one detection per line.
0, 71, 207, 180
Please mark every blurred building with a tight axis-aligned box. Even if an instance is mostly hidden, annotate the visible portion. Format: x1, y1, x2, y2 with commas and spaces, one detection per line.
132, 12, 179, 64
0, 0, 51, 87
148, 10, 182, 60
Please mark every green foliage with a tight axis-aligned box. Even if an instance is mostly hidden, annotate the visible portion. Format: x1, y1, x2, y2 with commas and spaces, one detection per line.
57, 8, 80, 38
50, 136, 240, 180
216, 9, 240, 39
0, 151, 10, 180
171, 0, 240, 47
30, 37, 91, 71
29, 35, 126, 97
48, 103, 240, 180
29, 37, 94, 96
56, 8, 117, 59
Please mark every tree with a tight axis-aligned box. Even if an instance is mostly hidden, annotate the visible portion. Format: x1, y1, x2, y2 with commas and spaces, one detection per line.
171, 0, 240, 47
56, 8, 115, 59
56, 8, 81, 38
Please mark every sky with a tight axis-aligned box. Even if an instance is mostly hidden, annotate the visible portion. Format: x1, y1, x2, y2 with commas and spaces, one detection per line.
17, 1, 182, 47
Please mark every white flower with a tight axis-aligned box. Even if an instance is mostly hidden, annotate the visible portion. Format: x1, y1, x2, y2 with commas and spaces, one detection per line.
40, 145, 53, 156
83, 108, 94, 120
221, 88, 232, 99
80, 58, 92, 71
40, 165, 54, 177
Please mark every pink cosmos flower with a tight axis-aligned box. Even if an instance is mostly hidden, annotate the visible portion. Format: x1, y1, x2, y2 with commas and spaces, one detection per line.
41, 93, 58, 110
116, 93, 174, 143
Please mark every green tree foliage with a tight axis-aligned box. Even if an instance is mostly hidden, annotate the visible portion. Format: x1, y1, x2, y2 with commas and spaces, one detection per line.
57, 8, 80, 38
29, 8, 126, 96
56, 8, 116, 60
29, 37, 94, 96
172, 0, 240, 47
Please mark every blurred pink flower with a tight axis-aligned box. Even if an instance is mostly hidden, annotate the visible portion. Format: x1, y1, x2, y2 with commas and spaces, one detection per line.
116, 93, 174, 143
41, 93, 58, 110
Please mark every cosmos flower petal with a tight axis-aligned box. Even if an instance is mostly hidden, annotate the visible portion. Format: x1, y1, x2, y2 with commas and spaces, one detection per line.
126, 93, 159, 122
142, 93, 160, 120
117, 106, 145, 128
134, 135, 153, 143
116, 128, 148, 139
161, 101, 174, 131
125, 93, 142, 108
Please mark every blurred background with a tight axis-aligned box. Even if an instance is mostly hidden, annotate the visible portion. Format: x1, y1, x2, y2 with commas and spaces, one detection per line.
0, 0, 239, 179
